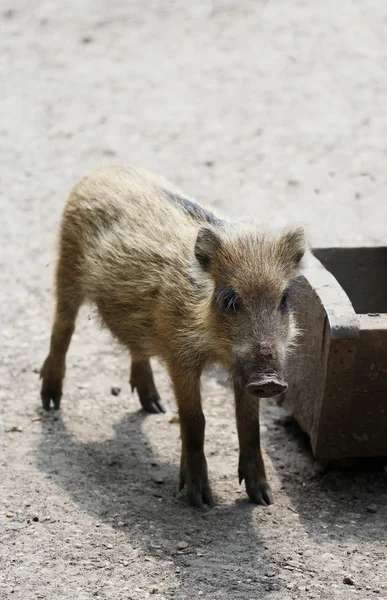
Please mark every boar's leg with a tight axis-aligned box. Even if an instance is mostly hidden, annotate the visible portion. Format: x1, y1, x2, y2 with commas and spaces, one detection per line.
40, 293, 82, 411
170, 365, 214, 509
130, 358, 164, 414
234, 384, 273, 506
40, 225, 84, 410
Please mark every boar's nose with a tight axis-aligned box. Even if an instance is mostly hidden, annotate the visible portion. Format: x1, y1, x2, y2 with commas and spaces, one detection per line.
246, 378, 288, 398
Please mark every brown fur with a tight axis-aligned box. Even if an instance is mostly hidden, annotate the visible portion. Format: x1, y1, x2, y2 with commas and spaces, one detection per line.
40, 165, 306, 508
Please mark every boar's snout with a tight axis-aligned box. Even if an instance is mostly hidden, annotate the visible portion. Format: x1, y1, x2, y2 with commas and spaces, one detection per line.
246, 377, 288, 398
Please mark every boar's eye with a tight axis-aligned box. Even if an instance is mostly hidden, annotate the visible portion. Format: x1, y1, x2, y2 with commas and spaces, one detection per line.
216, 288, 242, 315
280, 290, 289, 311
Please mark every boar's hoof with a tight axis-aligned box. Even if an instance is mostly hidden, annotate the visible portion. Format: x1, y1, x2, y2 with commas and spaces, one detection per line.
246, 481, 273, 506
40, 359, 63, 410
239, 461, 273, 505
40, 387, 62, 411
138, 392, 165, 414
187, 483, 214, 509
179, 469, 214, 509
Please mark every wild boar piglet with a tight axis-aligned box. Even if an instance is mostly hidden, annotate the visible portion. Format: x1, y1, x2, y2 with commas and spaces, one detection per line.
41, 165, 306, 508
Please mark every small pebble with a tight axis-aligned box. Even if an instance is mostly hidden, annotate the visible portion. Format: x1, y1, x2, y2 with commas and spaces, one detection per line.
177, 541, 189, 550
153, 477, 164, 485
111, 387, 121, 396
102, 149, 116, 157
287, 583, 296, 590
343, 576, 355, 586
32, 516, 39, 522
149, 586, 158, 594
366, 504, 377, 513
6, 426, 23, 433
6, 512, 14, 518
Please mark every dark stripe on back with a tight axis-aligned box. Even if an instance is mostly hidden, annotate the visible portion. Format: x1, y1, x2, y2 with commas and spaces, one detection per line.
161, 189, 222, 226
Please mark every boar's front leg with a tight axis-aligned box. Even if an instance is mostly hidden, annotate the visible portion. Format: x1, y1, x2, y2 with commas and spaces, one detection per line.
169, 364, 214, 509
234, 382, 273, 506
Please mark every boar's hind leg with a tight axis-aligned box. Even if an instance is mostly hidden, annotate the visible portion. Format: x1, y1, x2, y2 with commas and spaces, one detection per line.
170, 364, 214, 509
40, 282, 83, 410
234, 384, 273, 506
130, 358, 164, 414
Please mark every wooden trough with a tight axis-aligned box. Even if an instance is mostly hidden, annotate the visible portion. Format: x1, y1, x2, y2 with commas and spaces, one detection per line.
285, 247, 387, 460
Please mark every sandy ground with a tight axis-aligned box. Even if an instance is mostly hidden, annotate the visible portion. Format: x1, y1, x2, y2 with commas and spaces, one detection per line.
1, 1, 387, 599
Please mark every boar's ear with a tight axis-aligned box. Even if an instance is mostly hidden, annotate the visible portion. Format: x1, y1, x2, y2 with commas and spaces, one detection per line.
194, 227, 222, 270
280, 227, 306, 268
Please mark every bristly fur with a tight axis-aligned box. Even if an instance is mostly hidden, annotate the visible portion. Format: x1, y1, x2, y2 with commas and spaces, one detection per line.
40, 164, 307, 509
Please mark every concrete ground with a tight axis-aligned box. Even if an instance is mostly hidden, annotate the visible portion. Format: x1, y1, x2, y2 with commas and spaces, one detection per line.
1, 1, 386, 599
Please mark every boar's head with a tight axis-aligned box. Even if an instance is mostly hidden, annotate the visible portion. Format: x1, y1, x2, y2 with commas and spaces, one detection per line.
194, 224, 306, 398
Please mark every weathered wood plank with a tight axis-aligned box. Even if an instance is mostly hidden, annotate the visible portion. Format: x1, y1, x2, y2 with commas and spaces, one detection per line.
282, 249, 387, 458
285, 253, 359, 459
348, 391, 387, 457
353, 315, 387, 393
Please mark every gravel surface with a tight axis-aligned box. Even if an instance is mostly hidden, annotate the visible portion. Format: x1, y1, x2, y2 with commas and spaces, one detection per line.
1, 2, 387, 599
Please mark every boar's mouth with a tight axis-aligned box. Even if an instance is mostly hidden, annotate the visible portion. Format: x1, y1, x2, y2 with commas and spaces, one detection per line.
246, 377, 288, 398
233, 355, 287, 398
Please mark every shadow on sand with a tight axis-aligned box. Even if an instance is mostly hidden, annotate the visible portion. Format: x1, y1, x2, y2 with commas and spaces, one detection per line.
36, 408, 285, 599
266, 406, 387, 546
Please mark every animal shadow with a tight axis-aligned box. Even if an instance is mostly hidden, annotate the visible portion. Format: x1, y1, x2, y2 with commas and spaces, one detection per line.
36, 407, 284, 599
